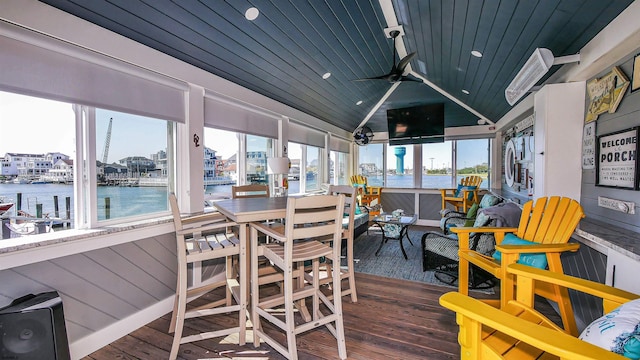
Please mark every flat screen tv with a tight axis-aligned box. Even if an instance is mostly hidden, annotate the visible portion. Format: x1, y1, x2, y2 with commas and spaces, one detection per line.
386, 103, 445, 145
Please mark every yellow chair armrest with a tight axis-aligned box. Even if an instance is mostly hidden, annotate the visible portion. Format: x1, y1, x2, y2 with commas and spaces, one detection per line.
443, 195, 463, 200
450, 226, 518, 235
439, 292, 627, 360
458, 250, 501, 275
508, 264, 639, 310
496, 243, 580, 254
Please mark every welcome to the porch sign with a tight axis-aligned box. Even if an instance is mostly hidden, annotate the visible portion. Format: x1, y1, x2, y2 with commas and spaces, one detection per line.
597, 127, 640, 189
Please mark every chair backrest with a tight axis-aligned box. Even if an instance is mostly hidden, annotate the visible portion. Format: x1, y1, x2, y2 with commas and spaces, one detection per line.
460, 175, 482, 187
283, 194, 345, 247
350, 175, 367, 187
515, 196, 584, 245
169, 193, 185, 233
328, 185, 357, 235
169, 193, 237, 263
231, 184, 269, 198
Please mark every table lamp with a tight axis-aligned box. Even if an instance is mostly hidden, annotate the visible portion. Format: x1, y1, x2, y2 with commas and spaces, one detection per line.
267, 157, 290, 197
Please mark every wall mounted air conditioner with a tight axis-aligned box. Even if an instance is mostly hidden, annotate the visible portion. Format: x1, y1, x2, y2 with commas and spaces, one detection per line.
505, 48, 580, 106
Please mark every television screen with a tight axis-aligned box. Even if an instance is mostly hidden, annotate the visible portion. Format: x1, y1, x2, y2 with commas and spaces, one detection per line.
386, 103, 445, 145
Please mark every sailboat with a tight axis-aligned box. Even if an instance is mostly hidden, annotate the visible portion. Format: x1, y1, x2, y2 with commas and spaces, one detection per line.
0, 198, 14, 216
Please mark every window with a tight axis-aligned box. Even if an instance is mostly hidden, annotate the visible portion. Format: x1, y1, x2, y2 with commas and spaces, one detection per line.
204, 128, 238, 200
357, 143, 383, 187
456, 139, 490, 188
385, 144, 414, 188
329, 150, 348, 185
95, 109, 170, 221
287, 142, 323, 194
305, 145, 321, 192
246, 134, 273, 185
0, 91, 75, 235
421, 141, 453, 188
287, 142, 302, 194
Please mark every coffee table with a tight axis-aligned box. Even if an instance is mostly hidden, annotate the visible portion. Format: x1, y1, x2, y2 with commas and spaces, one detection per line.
371, 213, 417, 259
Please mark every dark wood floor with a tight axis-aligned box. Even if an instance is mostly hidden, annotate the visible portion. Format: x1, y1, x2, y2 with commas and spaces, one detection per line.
84, 273, 560, 359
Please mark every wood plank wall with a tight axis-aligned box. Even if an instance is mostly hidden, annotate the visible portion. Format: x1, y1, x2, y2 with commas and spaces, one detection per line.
0, 233, 227, 346
581, 53, 640, 232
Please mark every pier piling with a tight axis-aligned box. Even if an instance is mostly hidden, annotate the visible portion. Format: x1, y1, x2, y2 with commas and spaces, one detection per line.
1, 219, 9, 239
54, 195, 59, 218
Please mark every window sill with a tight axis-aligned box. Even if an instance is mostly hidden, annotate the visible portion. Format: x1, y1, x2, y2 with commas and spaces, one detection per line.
0, 215, 175, 270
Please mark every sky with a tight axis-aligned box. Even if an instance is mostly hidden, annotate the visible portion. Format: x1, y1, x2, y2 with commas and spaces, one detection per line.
362, 139, 489, 171
1, 91, 487, 168
0, 92, 76, 157
0, 91, 169, 162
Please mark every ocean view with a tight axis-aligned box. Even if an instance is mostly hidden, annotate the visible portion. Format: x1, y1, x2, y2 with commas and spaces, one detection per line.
0, 174, 488, 227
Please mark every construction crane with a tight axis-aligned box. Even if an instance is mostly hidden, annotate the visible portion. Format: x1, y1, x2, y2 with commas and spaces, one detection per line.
101, 117, 113, 164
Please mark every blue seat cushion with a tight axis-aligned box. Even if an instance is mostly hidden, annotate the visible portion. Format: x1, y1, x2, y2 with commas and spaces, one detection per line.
454, 185, 477, 200
492, 233, 548, 269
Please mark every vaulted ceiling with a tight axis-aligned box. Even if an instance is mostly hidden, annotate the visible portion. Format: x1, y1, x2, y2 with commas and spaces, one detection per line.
38, 0, 633, 137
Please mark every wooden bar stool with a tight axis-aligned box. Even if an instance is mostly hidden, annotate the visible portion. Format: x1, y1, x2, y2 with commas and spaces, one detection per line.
306, 185, 358, 303
249, 194, 348, 360
167, 194, 246, 360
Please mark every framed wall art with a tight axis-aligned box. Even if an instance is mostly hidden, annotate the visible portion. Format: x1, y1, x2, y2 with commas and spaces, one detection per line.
632, 53, 640, 93
596, 127, 640, 190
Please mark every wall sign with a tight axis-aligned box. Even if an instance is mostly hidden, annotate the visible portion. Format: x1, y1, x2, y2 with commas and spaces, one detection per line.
596, 127, 640, 189
586, 66, 629, 123
582, 122, 596, 169
598, 196, 635, 214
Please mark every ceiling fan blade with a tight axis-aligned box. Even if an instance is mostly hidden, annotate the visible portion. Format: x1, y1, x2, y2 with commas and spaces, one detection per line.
396, 52, 417, 73
399, 75, 423, 83
353, 73, 393, 81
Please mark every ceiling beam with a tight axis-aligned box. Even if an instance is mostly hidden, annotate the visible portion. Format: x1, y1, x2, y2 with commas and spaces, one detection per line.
356, 0, 493, 132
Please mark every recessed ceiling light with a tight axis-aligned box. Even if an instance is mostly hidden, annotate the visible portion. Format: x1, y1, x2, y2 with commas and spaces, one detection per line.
462, 89, 470, 94
471, 50, 483, 58
322, 72, 331, 79
245, 7, 259, 21
356, 100, 363, 105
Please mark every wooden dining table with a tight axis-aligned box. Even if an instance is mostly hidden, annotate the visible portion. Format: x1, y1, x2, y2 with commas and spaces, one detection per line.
213, 196, 288, 307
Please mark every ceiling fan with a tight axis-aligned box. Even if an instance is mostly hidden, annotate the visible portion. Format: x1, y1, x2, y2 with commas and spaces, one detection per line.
354, 30, 419, 83
353, 125, 374, 146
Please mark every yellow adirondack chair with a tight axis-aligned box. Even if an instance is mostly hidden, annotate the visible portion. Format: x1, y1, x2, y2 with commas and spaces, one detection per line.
450, 196, 585, 336
440, 175, 482, 212
350, 175, 382, 215
440, 263, 639, 360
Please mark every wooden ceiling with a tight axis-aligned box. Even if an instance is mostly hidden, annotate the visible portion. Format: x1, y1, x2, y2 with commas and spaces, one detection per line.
38, 0, 633, 135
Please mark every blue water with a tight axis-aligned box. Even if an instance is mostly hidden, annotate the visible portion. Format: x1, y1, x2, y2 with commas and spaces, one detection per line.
1, 174, 487, 226
0, 183, 169, 223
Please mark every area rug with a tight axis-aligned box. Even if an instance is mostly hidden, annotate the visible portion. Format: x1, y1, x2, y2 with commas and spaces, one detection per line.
350, 225, 495, 294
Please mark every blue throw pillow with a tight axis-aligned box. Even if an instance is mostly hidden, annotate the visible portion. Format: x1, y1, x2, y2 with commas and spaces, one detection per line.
354, 183, 367, 193
454, 185, 477, 200
492, 233, 548, 269
479, 194, 501, 208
